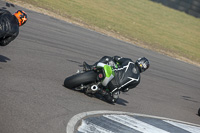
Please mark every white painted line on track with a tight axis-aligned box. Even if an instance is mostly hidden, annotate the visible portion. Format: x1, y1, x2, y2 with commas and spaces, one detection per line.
67, 110, 122, 133
66, 110, 200, 133
164, 120, 200, 133
78, 119, 115, 133
104, 115, 170, 133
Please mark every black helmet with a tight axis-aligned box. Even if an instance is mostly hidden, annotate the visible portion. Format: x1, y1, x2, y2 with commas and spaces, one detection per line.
136, 57, 150, 72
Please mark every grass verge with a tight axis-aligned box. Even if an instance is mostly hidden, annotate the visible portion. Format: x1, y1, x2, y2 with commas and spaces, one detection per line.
6, 0, 200, 66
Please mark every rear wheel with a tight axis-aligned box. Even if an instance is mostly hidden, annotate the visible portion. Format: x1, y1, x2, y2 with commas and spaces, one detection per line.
64, 71, 97, 89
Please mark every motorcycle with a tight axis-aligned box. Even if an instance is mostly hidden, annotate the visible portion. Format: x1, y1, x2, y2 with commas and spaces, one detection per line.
64, 62, 119, 103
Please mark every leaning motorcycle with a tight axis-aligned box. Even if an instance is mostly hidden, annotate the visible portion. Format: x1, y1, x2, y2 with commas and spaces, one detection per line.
64, 62, 119, 103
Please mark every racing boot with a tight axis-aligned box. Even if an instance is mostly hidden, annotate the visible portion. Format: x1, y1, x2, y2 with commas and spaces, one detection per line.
121, 88, 129, 92
101, 90, 119, 104
97, 88, 113, 103
104, 93, 116, 103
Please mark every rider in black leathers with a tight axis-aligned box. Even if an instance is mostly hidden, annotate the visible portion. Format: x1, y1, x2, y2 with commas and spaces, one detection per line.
0, 9, 27, 46
83, 56, 150, 103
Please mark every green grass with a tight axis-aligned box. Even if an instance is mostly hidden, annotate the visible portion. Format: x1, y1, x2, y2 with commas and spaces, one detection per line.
9, 0, 200, 63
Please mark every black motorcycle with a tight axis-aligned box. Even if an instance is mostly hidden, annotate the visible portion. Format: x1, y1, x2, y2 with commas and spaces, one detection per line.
64, 62, 119, 103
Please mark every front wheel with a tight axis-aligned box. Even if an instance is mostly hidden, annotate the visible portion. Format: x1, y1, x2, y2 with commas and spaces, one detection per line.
64, 71, 97, 89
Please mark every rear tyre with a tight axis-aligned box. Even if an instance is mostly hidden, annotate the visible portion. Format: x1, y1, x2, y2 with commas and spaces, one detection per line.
64, 71, 97, 89
198, 108, 200, 116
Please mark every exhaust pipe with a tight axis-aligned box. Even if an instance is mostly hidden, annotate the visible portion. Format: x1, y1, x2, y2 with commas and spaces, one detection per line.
91, 85, 98, 91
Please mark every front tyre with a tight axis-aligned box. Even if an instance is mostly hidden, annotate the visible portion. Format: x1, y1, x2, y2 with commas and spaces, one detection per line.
64, 71, 97, 89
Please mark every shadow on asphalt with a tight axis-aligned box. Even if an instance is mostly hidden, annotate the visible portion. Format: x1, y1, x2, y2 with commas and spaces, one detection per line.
6, 2, 15, 8
115, 98, 129, 106
0, 55, 10, 62
182, 95, 199, 103
66, 59, 82, 65
0, 2, 15, 9
63, 85, 129, 106
94, 94, 128, 106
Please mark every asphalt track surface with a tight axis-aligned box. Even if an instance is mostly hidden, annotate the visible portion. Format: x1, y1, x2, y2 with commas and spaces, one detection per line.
0, 1, 200, 133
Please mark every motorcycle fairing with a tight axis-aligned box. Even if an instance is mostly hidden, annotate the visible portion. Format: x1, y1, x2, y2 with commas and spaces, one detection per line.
97, 62, 115, 86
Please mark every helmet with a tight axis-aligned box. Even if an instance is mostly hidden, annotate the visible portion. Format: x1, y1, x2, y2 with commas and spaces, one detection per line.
136, 57, 150, 72
14, 10, 27, 26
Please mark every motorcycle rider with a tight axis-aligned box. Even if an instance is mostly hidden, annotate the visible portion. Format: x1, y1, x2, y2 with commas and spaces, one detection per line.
83, 56, 150, 103
0, 9, 27, 46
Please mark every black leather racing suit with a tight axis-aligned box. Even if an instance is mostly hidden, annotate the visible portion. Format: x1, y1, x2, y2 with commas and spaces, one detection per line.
0, 9, 19, 46
94, 56, 141, 93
